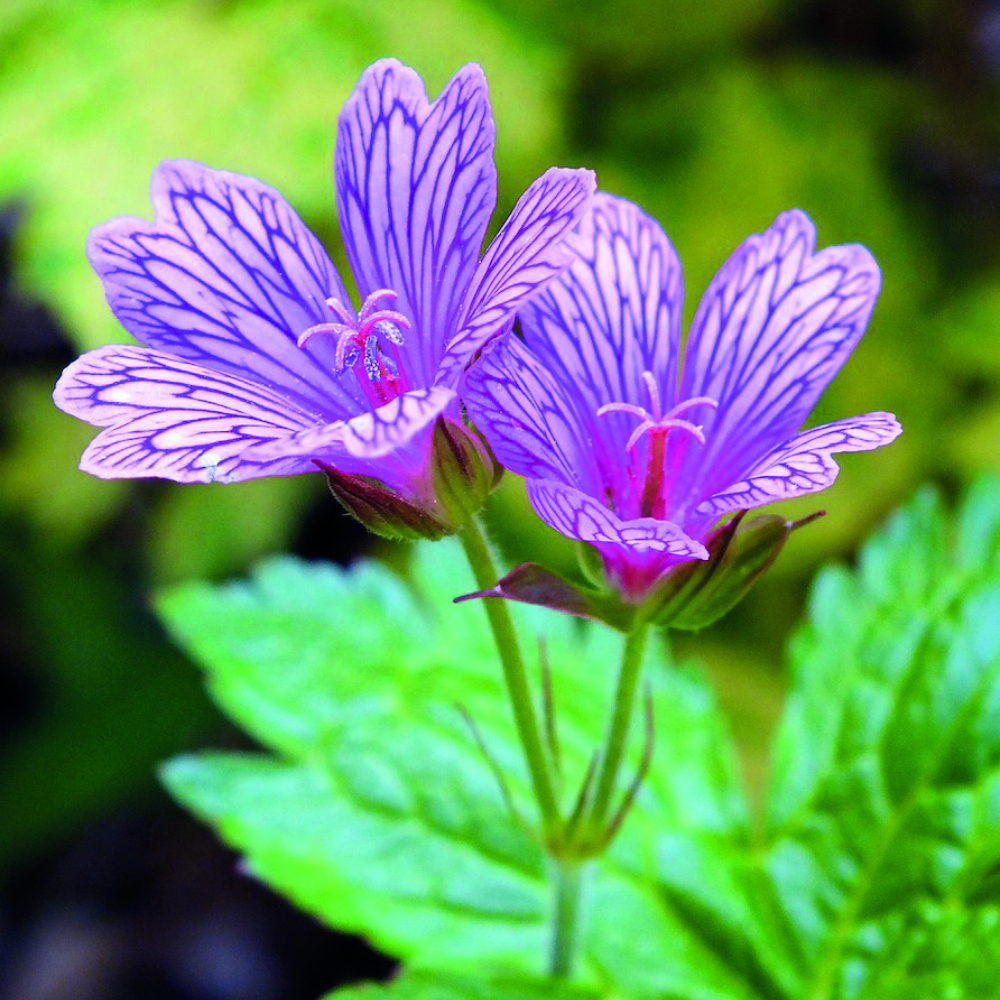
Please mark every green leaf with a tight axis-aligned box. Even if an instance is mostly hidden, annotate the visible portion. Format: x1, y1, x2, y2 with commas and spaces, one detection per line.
324, 968, 603, 1000
158, 539, 769, 998
765, 477, 1000, 999
157, 478, 1000, 999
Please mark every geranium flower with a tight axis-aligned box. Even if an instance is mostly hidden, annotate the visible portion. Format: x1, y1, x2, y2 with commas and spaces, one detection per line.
463, 193, 901, 602
54, 59, 594, 532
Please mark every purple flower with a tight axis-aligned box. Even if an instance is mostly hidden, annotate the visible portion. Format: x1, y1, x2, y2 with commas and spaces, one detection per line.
463, 194, 902, 601
54, 60, 594, 515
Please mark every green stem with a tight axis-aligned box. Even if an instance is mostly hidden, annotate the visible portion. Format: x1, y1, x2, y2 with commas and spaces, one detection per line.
549, 859, 586, 978
585, 624, 650, 833
458, 516, 561, 834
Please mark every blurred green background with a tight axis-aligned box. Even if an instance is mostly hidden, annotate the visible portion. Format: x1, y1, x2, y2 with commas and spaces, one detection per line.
1, 0, 998, 995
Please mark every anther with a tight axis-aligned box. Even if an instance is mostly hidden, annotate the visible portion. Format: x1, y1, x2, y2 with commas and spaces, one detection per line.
341, 342, 360, 370
363, 335, 381, 383
372, 319, 405, 346
296, 289, 411, 400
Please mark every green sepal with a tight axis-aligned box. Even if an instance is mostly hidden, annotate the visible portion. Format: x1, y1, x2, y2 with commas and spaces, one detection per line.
575, 538, 608, 589
316, 460, 453, 542
458, 511, 820, 632
645, 509, 823, 629
430, 417, 497, 527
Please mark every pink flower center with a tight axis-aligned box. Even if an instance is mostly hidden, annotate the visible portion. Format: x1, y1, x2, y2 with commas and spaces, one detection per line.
298, 289, 411, 406
597, 372, 718, 519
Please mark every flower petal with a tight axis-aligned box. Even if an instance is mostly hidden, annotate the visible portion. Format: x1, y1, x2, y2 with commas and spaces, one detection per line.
681, 209, 881, 494
54, 346, 322, 483
437, 166, 597, 386
335, 60, 498, 385
695, 411, 902, 523
245, 385, 456, 490
526, 478, 707, 559
88, 160, 362, 416
462, 334, 595, 489
519, 192, 684, 418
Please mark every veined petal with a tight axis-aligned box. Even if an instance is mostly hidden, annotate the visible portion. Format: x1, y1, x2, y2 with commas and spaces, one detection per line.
462, 334, 594, 490
54, 345, 321, 483
88, 160, 362, 417
339, 384, 457, 460
520, 192, 684, 421
681, 209, 881, 495
245, 385, 455, 486
437, 166, 597, 386
694, 411, 902, 523
526, 478, 708, 559
335, 60, 497, 386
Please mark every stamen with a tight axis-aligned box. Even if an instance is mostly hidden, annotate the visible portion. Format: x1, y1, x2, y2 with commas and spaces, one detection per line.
297, 289, 411, 402
363, 335, 381, 383
358, 310, 410, 339
372, 318, 406, 346
341, 342, 360, 370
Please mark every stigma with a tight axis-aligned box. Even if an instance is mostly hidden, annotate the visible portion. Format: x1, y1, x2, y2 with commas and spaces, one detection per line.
597, 372, 718, 518
298, 289, 411, 404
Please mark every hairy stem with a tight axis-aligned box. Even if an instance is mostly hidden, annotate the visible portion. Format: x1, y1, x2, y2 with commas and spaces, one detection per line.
458, 517, 561, 835
586, 624, 650, 834
549, 859, 587, 978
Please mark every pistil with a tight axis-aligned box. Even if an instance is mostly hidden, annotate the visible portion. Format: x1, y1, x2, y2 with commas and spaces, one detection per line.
298, 289, 411, 405
597, 372, 718, 520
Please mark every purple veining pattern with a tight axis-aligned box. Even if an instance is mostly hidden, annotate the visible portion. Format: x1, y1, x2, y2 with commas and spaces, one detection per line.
54, 59, 594, 491
463, 193, 902, 599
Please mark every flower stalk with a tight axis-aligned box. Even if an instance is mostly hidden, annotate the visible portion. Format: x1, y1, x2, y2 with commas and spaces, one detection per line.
577, 623, 650, 848
459, 521, 656, 979
549, 859, 587, 978
458, 516, 561, 837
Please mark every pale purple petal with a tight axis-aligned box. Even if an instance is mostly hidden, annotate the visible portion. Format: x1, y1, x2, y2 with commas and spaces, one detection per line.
526, 478, 708, 558
462, 335, 593, 489
694, 412, 902, 524
681, 209, 881, 496
245, 385, 455, 490
88, 161, 362, 417
519, 192, 683, 419
335, 385, 456, 460
54, 346, 322, 483
335, 60, 497, 386
436, 166, 597, 386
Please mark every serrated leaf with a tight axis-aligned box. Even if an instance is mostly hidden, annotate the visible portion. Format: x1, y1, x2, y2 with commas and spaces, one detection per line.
158, 539, 775, 998
765, 476, 1000, 999
158, 479, 1000, 998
